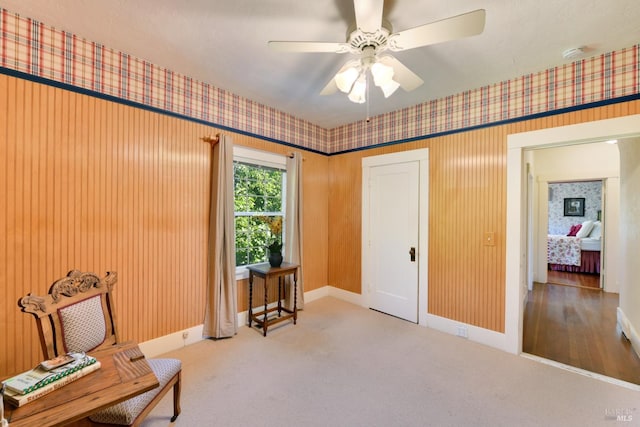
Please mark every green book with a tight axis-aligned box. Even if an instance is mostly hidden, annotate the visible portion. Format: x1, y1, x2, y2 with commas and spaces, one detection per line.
2, 361, 101, 407
2, 353, 97, 395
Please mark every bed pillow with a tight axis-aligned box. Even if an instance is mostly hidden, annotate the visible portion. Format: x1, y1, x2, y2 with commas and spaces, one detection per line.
576, 220, 594, 238
589, 221, 602, 239
567, 224, 582, 236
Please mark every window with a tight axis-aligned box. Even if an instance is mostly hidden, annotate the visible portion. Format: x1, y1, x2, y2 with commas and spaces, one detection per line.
233, 147, 286, 275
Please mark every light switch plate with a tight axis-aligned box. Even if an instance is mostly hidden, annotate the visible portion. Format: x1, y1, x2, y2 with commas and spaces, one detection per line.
484, 232, 495, 246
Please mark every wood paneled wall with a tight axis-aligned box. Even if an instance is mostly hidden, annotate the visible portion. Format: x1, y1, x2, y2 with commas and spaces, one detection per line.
428, 128, 505, 330
0, 74, 209, 375
1, 69, 636, 374
328, 100, 640, 333
0, 74, 328, 376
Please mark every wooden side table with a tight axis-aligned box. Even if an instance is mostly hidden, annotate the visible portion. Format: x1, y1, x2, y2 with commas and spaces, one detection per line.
247, 262, 299, 336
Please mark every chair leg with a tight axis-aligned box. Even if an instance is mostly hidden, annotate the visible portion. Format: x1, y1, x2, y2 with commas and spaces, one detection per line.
171, 371, 182, 422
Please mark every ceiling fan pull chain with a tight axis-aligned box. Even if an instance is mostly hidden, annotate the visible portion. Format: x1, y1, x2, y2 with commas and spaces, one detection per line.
366, 73, 371, 122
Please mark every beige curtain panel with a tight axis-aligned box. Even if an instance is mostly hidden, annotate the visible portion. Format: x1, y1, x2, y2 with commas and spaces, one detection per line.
203, 135, 238, 338
284, 152, 304, 311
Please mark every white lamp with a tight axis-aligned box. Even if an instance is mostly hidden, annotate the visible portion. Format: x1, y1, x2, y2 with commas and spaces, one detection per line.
371, 60, 400, 98
335, 66, 359, 93
335, 54, 401, 103
348, 74, 367, 104
371, 61, 393, 86
379, 79, 400, 98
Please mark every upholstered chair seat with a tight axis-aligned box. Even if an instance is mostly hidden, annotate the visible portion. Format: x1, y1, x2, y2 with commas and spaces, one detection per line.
89, 358, 182, 425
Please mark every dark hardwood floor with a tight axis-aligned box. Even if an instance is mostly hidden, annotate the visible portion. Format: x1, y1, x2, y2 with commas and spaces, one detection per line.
546, 269, 600, 289
523, 282, 640, 385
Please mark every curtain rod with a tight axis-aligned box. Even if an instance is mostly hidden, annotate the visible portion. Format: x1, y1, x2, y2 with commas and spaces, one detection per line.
201, 134, 304, 160
201, 134, 220, 145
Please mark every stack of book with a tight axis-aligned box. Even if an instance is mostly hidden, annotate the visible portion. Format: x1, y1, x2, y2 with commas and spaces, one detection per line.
2, 353, 101, 407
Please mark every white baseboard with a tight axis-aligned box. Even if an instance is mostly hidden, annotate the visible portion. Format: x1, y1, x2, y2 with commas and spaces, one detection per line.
322, 286, 508, 352
305, 285, 331, 302
138, 290, 640, 378
139, 324, 204, 358
327, 286, 364, 305
424, 313, 509, 352
141, 285, 333, 357
299, 284, 363, 306
141, 286, 511, 357
617, 307, 640, 359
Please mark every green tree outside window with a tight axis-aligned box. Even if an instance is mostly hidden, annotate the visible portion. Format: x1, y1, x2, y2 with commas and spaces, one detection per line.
234, 161, 285, 266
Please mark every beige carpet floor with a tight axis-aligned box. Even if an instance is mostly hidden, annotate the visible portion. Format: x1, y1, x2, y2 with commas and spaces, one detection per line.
142, 297, 639, 427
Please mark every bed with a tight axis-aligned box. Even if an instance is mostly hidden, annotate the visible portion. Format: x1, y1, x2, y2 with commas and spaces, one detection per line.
547, 220, 602, 274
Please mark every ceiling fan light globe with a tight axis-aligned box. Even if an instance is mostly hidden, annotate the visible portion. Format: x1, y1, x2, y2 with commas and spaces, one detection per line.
348, 91, 366, 104
335, 67, 360, 93
371, 61, 395, 87
348, 77, 367, 103
380, 79, 400, 98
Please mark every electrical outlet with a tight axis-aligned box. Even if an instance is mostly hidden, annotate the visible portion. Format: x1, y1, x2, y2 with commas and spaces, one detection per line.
182, 331, 189, 340
456, 325, 468, 339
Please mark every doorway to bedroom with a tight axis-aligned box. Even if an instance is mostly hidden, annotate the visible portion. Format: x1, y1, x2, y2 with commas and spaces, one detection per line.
521, 140, 640, 385
526, 141, 621, 294
507, 116, 640, 387
546, 180, 603, 289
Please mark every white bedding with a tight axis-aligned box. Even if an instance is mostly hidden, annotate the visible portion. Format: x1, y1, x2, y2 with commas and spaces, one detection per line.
580, 237, 601, 251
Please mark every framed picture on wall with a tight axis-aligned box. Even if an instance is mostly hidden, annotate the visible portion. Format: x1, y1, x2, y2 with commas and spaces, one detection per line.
564, 197, 585, 216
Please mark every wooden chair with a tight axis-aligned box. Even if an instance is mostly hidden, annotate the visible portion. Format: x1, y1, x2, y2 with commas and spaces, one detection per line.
19, 270, 182, 426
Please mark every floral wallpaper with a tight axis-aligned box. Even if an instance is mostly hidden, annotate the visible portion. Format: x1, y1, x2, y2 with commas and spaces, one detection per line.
548, 181, 602, 235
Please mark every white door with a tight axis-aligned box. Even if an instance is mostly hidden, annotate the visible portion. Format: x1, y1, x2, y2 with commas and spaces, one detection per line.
366, 161, 420, 322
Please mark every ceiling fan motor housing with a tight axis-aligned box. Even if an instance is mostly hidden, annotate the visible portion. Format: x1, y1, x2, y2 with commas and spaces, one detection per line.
348, 26, 391, 52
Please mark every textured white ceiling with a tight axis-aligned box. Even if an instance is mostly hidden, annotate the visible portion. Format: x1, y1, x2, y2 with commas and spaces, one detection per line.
2, 0, 639, 128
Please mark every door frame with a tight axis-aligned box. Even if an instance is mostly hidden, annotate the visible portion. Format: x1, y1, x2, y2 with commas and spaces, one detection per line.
362, 149, 429, 326
505, 114, 640, 355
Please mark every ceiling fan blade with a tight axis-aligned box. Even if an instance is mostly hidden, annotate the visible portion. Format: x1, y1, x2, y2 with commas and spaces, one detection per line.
268, 41, 351, 53
320, 78, 338, 96
378, 56, 424, 92
388, 9, 486, 51
353, 0, 384, 33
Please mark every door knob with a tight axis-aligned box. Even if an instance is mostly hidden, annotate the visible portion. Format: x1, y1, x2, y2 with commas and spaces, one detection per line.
409, 247, 416, 262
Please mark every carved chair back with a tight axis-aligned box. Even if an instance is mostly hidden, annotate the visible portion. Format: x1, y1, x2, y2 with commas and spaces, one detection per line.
19, 270, 119, 360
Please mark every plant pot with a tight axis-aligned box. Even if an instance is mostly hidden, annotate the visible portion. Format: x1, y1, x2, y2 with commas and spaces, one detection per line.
268, 251, 283, 268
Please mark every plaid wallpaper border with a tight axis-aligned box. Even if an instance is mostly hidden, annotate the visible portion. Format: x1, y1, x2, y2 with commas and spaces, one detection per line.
1, 8, 639, 155
330, 45, 640, 153
0, 8, 327, 152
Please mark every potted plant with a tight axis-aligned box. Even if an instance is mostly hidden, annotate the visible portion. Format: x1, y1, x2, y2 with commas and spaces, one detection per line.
259, 216, 283, 267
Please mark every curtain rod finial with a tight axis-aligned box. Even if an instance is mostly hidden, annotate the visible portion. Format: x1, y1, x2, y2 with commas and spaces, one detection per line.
201, 133, 220, 145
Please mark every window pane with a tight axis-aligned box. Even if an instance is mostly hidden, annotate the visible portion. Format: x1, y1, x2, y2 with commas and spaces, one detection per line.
234, 160, 285, 267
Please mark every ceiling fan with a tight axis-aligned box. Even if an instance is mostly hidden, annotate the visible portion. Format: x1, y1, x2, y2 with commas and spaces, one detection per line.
268, 0, 486, 103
